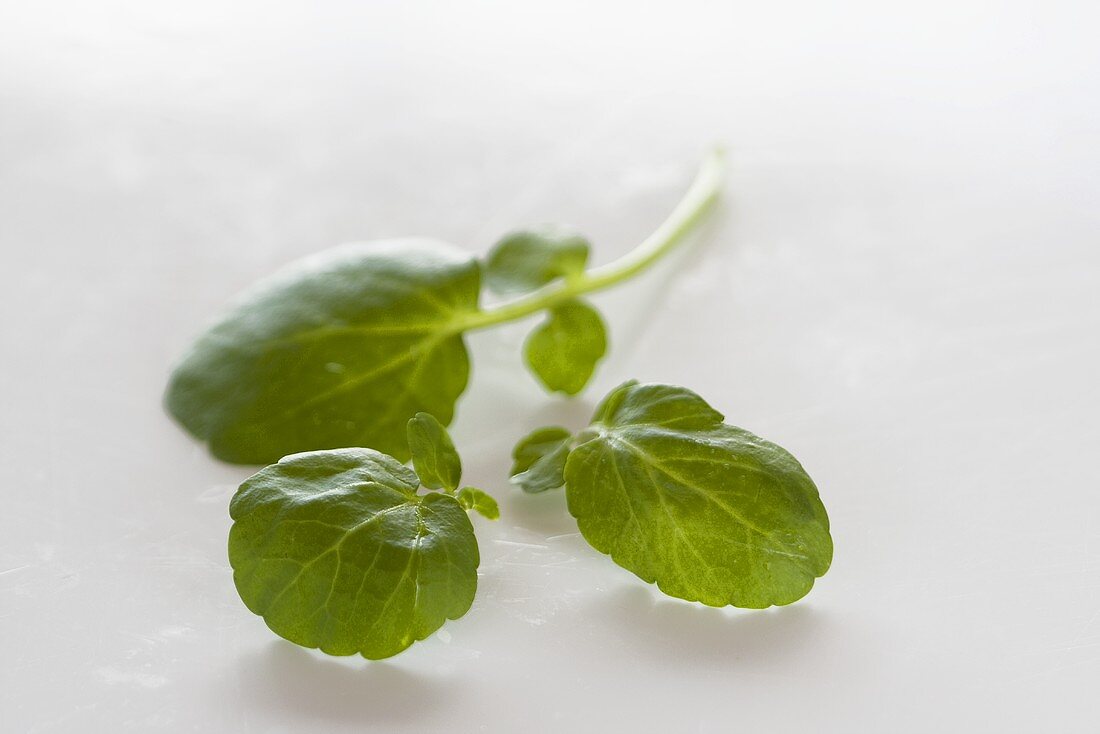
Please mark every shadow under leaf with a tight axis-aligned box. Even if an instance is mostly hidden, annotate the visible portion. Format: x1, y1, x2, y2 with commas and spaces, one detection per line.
577, 583, 832, 669
231, 641, 462, 725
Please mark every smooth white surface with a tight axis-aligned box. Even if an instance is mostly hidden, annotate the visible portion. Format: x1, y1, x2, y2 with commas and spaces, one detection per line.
2, 2, 1099, 732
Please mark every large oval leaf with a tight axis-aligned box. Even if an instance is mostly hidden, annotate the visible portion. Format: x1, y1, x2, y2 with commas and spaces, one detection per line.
166, 239, 480, 464
565, 382, 832, 608
229, 448, 479, 659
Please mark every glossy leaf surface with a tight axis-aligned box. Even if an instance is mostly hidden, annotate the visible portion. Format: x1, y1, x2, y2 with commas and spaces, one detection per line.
229, 448, 479, 659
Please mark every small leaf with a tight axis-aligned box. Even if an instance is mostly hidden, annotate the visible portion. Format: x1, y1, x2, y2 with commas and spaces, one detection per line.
456, 487, 500, 520
509, 426, 573, 493
229, 448, 479, 659
483, 227, 590, 294
407, 412, 462, 491
565, 382, 832, 608
524, 299, 607, 395
165, 239, 480, 465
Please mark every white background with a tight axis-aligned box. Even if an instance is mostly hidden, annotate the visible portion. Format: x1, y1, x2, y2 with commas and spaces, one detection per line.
2, 1, 1099, 732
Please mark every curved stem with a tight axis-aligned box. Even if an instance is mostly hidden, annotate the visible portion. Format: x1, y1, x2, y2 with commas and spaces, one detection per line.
454, 147, 725, 332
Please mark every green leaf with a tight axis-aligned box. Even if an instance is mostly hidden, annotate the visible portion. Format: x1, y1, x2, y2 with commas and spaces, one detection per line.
456, 487, 500, 520
407, 412, 462, 491
483, 227, 590, 294
509, 426, 573, 493
229, 448, 479, 659
564, 382, 832, 608
166, 153, 725, 466
590, 380, 724, 430
165, 240, 480, 464
524, 299, 607, 395
510, 426, 573, 475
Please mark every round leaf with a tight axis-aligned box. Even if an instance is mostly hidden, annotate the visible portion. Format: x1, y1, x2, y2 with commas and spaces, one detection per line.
483, 227, 590, 294
565, 382, 832, 608
229, 448, 479, 659
523, 299, 607, 395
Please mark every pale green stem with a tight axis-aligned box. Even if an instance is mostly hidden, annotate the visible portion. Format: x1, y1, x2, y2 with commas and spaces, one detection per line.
453, 147, 725, 332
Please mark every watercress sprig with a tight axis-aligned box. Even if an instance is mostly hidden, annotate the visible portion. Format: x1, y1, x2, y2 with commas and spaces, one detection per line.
230, 381, 833, 660
510, 381, 833, 608
165, 150, 723, 464
229, 413, 496, 659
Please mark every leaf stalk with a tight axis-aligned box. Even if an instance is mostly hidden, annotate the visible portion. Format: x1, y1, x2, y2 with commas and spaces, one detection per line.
453, 147, 724, 333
